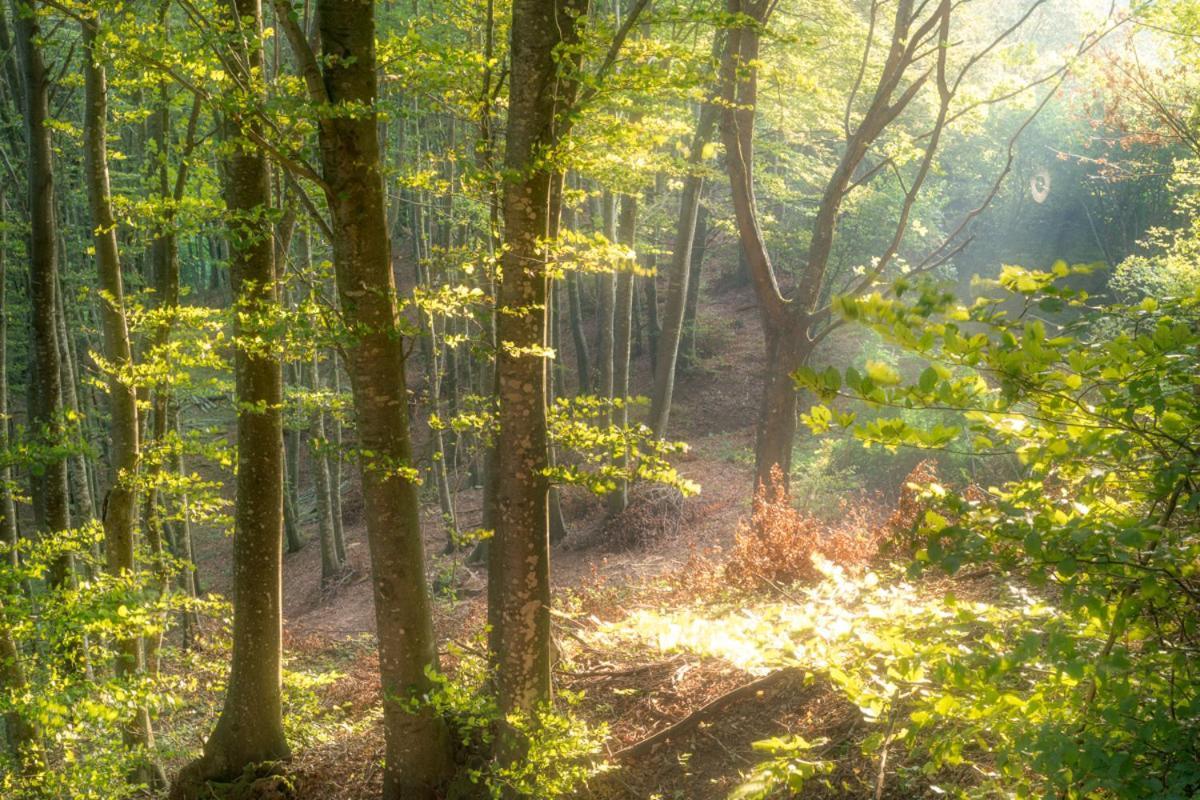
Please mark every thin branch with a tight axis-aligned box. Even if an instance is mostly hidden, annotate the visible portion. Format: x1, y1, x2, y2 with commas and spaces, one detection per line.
573, 0, 653, 111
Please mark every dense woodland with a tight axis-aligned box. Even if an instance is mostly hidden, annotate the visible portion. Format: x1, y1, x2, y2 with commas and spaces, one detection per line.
0, 0, 1196, 797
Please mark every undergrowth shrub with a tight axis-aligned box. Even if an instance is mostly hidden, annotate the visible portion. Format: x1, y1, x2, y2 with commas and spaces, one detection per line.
600, 484, 690, 551
416, 645, 609, 799
724, 466, 883, 589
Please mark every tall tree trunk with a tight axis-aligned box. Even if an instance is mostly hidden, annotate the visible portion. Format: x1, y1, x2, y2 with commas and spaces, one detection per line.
719, 0, 796, 493
81, 16, 166, 788
142, 18, 195, 672
566, 271, 590, 395
0, 196, 17, 567
650, 103, 717, 437
0, 194, 36, 771
597, 192, 617, 413
15, 0, 71, 590
490, 0, 582, 727
172, 0, 290, 792
607, 194, 637, 517
54, 272, 94, 525
429, 314, 460, 552
681, 195, 708, 366
329, 352, 346, 563
309, 352, 340, 585
299, 232, 340, 585
280, 2, 457, 793
169, 405, 201, 647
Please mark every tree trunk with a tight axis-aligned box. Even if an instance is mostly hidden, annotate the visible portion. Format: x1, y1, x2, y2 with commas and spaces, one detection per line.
141, 33, 190, 674
309, 353, 340, 585
424, 296, 459, 552
597, 191, 617, 413
15, 0, 71, 590
284, 350, 304, 555
0, 196, 17, 568
650, 103, 717, 438
642, 269, 659, 374
0, 194, 35, 771
172, 0, 290, 792
566, 271, 590, 395
81, 15, 166, 788
329, 353, 346, 563
682, 195, 708, 366
607, 194, 637, 517
169, 405, 201, 646
489, 0, 583, 728
755, 321, 811, 492
300, 230, 340, 586
719, 0, 797, 493
310, 2, 455, 794
54, 272, 94, 526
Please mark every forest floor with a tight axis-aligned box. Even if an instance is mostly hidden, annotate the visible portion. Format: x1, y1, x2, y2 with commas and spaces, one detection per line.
174, 276, 913, 799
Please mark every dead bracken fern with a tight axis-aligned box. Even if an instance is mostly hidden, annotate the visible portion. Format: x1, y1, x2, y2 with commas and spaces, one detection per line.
724, 466, 883, 589
883, 459, 986, 555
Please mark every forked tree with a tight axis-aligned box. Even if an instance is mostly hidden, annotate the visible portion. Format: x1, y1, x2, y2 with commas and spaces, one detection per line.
721, 0, 1070, 492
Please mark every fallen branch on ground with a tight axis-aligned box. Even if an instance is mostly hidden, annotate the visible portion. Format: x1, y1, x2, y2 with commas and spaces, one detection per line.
612, 667, 802, 760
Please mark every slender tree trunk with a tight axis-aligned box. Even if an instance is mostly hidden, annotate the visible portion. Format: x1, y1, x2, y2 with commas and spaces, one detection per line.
682, 195, 708, 365
283, 420, 304, 554
597, 192, 617, 413
172, 1, 290, 791
15, 0, 71, 591
0, 193, 35, 771
720, 0, 798, 493
329, 353, 346, 563
546, 177, 568, 545
54, 273, 94, 525
650, 103, 717, 437
81, 16, 166, 788
566, 272, 590, 395
299, 230, 340, 586
0, 196, 17, 567
169, 405, 201, 646
642, 268, 659, 374
309, 353, 340, 585
142, 25, 193, 672
430, 315, 460, 552
607, 194, 637, 517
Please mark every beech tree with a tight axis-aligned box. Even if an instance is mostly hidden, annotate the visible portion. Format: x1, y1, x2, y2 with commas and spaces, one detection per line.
81, 11, 165, 787
272, 0, 454, 792
172, 0, 290, 792
720, 0, 1071, 491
